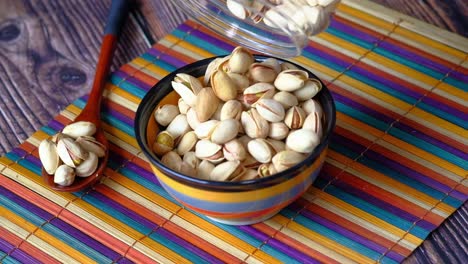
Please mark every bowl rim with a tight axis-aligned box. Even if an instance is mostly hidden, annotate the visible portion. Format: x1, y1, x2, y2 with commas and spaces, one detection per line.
135, 55, 336, 191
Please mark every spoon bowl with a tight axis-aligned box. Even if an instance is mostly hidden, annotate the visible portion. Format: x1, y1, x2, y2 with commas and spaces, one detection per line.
42, 0, 131, 192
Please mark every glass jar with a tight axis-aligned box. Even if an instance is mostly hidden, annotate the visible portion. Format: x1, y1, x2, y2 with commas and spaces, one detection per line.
174, 0, 340, 58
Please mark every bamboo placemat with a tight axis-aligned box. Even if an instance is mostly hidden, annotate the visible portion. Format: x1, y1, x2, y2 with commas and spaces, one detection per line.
1, 1, 467, 263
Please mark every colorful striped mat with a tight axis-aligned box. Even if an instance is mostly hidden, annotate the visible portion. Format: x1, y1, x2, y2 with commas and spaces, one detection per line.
1, 1, 467, 263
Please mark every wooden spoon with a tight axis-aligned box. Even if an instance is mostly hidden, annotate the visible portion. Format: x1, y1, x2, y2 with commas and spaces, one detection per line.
43, 0, 132, 192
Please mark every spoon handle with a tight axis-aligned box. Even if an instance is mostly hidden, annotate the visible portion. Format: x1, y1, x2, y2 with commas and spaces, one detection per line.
80, 0, 133, 124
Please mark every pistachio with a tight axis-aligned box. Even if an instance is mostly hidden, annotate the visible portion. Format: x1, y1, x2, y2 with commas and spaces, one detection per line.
266, 139, 286, 153
194, 120, 219, 139
180, 161, 197, 177
280, 62, 299, 71
211, 119, 239, 144
57, 137, 88, 168
155, 104, 180, 126
220, 100, 243, 120
210, 160, 244, 181
238, 135, 252, 149
255, 98, 285, 122
174, 73, 203, 95
39, 139, 60, 175
262, 58, 282, 74
51, 132, 69, 143
76, 152, 98, 177
293, 79, 322, 101
231, 168, 259, 181
211, 102, 224, 121
227, 72, 250, 92
196, 160, 215, 180
211, 70, 238, 101
272, 150, 305, 172
204, 57, 224, 85
286, 129, 320, 153
223, 139, 247, 161
263, 3, 293, 29
186, 108, 201, 130
243, 82, 275, 106
76, 136, 106, 157
301, 98, 323, 119
178, 98, 190, 115
161, 151, 182, 171
303, 112, 323, 138
176, 131, 198, 156
284, 106, 306, 129
195, 139, 224, 164
268, 122, 289, 140
226, 0, 250, 19
247, 138, 275, 163
54, 164, 75, 186
196, 87, 220, 122
183, 151, 199, 170
241, 109, 269, 139
258, 163, 277, 178
249, 62, 278, 83
273, 91, 299, 109
249, 1, 267, 23
62, 121, 96, 139
166, 114, 190, 139
242, 153, 262, 169
274, 69, 309, 92
228, 46, 254, 74
171, 81, 197, 107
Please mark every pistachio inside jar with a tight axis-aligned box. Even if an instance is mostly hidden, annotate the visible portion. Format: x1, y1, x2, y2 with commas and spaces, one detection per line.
172, 0, 341, 57
135, 46, 336, 225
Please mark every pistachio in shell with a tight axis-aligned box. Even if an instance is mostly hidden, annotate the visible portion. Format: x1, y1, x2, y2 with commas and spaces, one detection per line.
62, 121, 96, 139
154, 104, 180, 126
286, 129, 320, 153
211, 70, 238, 101
39, 139, 60, 175
54, 164, 75, 186
195, 87, 220, 122
76, 152, 99, 177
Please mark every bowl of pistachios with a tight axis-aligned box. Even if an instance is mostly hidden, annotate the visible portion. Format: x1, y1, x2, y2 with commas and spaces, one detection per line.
135, 47, 335, 225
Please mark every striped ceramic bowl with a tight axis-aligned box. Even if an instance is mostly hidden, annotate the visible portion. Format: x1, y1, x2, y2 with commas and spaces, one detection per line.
135, 55, 336, 225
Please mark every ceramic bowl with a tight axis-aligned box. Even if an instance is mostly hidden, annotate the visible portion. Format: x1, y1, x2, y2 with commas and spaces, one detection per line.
135, 55, 336, 225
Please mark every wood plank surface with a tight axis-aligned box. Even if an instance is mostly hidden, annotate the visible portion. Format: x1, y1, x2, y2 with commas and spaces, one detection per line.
0, 0, 466, 263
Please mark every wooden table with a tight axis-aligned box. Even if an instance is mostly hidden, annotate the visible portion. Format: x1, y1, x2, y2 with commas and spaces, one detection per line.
0, 0, 466, 262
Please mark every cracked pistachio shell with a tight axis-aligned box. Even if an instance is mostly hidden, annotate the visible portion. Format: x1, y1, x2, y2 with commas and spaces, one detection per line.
249, 62, 278, 83
231, 168, 259, 181
241, 109, 269, 139
210, 160, 245, 181
161, 151, 182, 171
268, 122, 289, 140
267, 139, 286, 153
178, 98, 190, 115
155, 104, 180, 126
274, 69, 309, 92
301, 98, 323, 119
54, 164, 76, 186
57, 137, 88, 168
196, 160, 215, 180
272, 150, 305, 172
241, 153, 262, 169
262, 58, 282, 74
176, 131, 197, 156
303, 112, 323, 139
183, 152, 199, 170
62, 121, 96, 139
220, 100, 243, 120
186, 108, 201, 130
39, 139, 60, 175
76, 152, 98, 177
255, 98, 285, 122
172, 81, 197, 107
284, 106, 307, 129
194, 120, 219, 140
195, 87, 220, 122
152, 131, 174, 156
180, 161, 197, 177
211, 119, 239, 145
243, 82, 275, 106
227, 72, 250, 92
223, 139, 247, 161
211, 69, 238, 101
204, 57, 224, 85
247, 138, 275, 163
280, 62, 299, 71
174, 73, 203, 95
51, 132, 69, 144
228, 46, 254, 74
76, 136, 106, 158
293, 79, 322, 101
238, 135, 252, 149
195, 139, 224, 163
286, 129, 320, 153
258, 163, 277, 178
166, 114, 190, 139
